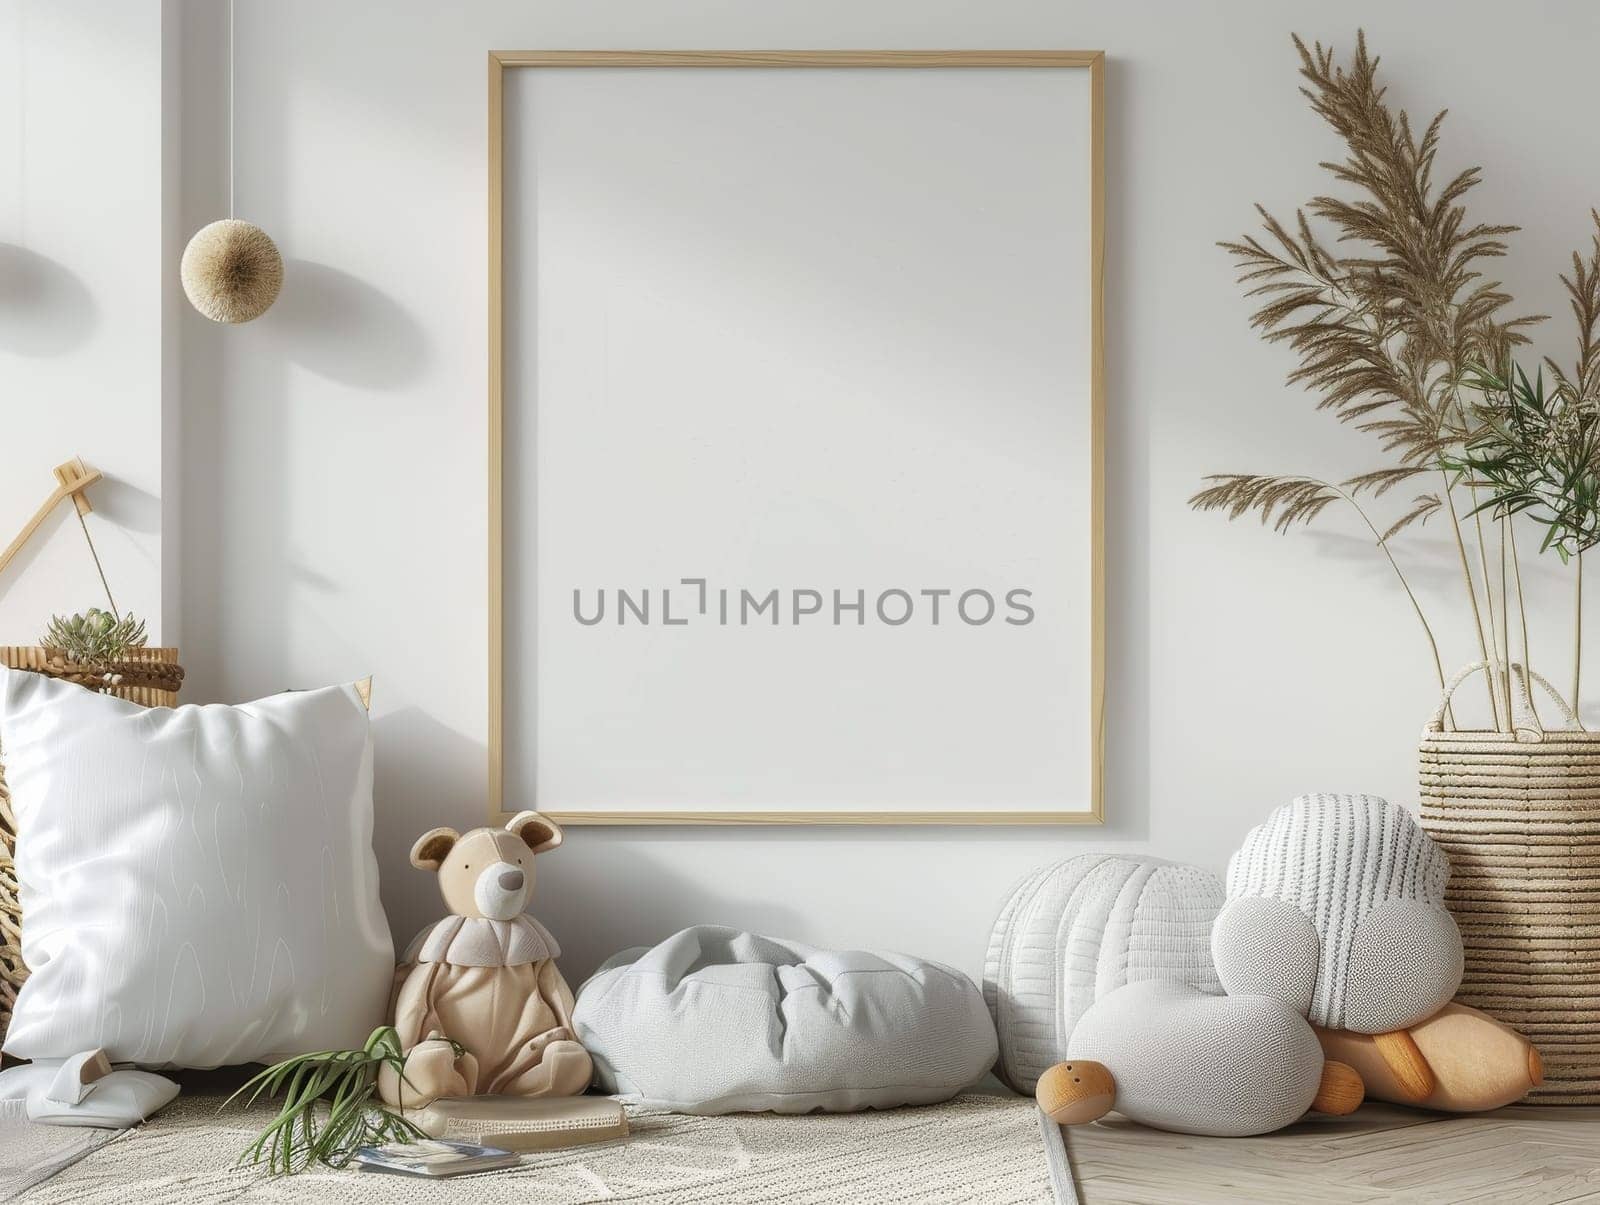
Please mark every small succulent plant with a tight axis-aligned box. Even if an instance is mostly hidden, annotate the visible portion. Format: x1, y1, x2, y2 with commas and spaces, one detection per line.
41, 608, 148, 664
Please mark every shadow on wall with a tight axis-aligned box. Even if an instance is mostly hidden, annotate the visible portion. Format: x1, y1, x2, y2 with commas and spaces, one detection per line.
92, 476, 161, 537
0, 244, 97, 356
371, 705, 487, 949
536, 837, 809, 985
0, 505, 68, 598
265, 259, 428, 389
369, 708, 795, 985
1101, 55, 1150, 845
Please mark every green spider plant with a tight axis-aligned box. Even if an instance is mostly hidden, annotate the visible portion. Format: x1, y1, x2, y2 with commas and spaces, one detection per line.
225, 1025, 453, 1175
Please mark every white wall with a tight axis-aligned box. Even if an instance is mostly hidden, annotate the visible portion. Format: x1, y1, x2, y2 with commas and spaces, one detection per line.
20, 1, 1600, 985
0, 2, 169, 642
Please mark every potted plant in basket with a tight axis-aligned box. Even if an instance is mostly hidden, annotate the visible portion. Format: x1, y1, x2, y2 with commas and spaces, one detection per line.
1192, 31, 1600, 1104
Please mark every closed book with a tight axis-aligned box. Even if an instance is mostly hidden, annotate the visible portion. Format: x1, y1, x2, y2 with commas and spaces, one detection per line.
401, 1096, 629, 1152
353, 1139, 519, 1178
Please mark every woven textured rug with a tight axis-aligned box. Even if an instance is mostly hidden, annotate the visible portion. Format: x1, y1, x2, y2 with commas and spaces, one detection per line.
15, 1092, 1073, 1204
0, 1101, 117, 1202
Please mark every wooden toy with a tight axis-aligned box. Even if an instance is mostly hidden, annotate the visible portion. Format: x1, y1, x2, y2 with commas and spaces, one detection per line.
1036, 1060, 1116, 1126
1315, 1002, 1542, 1112
1037, 1057, 1362, 1129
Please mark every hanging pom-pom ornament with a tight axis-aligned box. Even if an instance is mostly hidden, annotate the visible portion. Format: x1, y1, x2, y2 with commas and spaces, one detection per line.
180, 218, 283, 323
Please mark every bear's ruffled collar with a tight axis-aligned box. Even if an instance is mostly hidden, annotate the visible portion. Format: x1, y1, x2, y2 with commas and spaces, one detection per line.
402, 915, 561, 968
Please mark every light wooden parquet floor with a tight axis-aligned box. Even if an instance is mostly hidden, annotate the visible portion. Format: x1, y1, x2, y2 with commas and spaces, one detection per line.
1065, 1103, 1600, 1204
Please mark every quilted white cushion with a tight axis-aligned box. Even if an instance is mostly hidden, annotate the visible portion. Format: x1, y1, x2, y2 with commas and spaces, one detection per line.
984, 853, 1225, 1091
0, 668, 393, 1067
572, 926, 998, 1114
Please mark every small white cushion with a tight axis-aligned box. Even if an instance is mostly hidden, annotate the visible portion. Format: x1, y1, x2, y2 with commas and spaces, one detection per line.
573, 926, 998, 1114
0, 668, 393, 1067
0, 1059, 178, 1128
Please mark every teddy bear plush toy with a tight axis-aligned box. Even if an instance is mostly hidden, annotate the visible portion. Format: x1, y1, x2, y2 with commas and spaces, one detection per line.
378, 811, 593, 1110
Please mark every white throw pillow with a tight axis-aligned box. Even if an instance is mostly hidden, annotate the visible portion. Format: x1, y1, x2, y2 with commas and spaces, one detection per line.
0, 668, 393, 1067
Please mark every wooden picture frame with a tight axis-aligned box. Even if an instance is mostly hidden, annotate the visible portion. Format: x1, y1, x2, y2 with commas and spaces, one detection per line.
489, 50, 1105, 825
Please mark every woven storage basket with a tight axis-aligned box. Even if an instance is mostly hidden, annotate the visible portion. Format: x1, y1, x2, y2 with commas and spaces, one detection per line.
0, 645, 182, 1049
1419, 660, 1600, 1104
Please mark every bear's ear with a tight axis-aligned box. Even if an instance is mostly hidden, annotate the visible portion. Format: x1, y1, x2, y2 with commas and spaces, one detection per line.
410, 827, 460, 870
506, 810, 563, 854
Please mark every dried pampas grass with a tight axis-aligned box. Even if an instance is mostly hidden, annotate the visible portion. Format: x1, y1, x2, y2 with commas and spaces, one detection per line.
181, 219, 283, 323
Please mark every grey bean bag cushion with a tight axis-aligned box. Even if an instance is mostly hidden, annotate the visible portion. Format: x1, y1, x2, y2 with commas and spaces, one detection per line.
572, 926, 998, 1114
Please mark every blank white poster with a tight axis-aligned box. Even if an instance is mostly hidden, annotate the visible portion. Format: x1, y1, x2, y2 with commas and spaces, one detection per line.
503, 64, 1096, 818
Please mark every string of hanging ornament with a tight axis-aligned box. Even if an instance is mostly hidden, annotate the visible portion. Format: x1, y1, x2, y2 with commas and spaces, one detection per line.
180, 0, 283, 323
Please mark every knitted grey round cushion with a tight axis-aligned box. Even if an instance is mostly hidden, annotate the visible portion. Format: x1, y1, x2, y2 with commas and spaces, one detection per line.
1210, 896, 1320, 1014
1214, 793, 1463, 1032
1342, 898, 1465, 1032
572, 926, 998, 1114
1071, 979, 1324, 1137
983, 853, 1224, 1092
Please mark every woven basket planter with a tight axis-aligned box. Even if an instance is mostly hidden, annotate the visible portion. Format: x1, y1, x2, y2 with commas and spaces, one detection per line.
1419, 660, 1600, 1104
0, 645, 182, 1049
